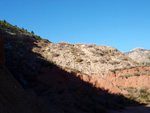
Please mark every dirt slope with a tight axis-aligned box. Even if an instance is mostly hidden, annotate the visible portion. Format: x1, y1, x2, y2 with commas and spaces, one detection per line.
0, 29, 37, 113
0, 29, 61, 113
0, 67, 40, 113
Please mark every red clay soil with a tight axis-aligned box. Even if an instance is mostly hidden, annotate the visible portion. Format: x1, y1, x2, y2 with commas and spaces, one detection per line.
37, 66, 150, 113
72, 66, 150, 113
72, 67, 150, 95
109, 67, 150, 93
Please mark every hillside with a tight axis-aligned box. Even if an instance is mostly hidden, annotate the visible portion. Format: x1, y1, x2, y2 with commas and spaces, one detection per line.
126, 48, 150, 63
34, 41, 140, 75
0, 29, 61, 113
1, 20, 140, 75
1, 20, 150, 113
1, 25, 130, 113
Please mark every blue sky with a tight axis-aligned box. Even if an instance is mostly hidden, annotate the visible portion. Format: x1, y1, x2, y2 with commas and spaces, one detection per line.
1, 0, 150, 52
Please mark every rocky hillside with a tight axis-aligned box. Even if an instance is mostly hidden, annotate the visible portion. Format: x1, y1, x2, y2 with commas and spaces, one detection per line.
0, 20, 140, 75
1, 21, 150, 113
0, 29, 62, 113
126, 48, 150, 63
1, 25, 140, 113
33, 42, 140, 75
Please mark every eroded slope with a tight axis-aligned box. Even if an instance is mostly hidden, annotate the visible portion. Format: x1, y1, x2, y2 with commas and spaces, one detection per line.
34, 42, 140, 75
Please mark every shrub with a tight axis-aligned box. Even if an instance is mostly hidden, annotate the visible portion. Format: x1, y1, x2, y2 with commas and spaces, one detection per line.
109, 49, 112, 53
31, 30, 34, 34
75, 57, 83, 62
35, 35, 41, 40
88, 44, 93, 48
22, 27, 24, 31
42, 39, 50, 43
47, 49, 50, 52
52, 53, 60, 57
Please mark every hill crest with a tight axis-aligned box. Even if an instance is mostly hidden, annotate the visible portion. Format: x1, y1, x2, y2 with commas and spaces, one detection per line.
126, 48, 150, 63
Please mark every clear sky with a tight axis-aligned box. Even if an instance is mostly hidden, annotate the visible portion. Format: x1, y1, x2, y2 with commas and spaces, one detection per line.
1, 0, 150, 52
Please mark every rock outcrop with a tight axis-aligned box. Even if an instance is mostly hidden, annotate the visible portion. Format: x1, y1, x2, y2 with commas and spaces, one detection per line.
126, 48, 150, 63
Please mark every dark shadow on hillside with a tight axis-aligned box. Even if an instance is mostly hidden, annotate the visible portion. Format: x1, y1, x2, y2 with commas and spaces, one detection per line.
2, 30, 150, 113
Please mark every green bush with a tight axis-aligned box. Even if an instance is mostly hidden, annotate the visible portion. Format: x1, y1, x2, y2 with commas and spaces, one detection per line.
31, 30, 34, 34
42, 39, 50, 43
0, 19, 46, 41
109, 49, 112, 53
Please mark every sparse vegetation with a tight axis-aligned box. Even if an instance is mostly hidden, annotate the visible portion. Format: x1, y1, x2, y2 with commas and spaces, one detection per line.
31, 30, 34, 34
64, 67, 87, 75
142, 62, 150, 66
75, 57, 83, 62
119, 73, 140, 78
87, 44, 94, 48
52, 53, 60, 57
70, 46, 82, 56
2, 19, 149, 113
117, 85, 150, 103
0, 19, 51, 42
112, 61, 120, 65
119, 72, 150, 78
0, 20, 29, 33
90, 49, 104, 56
42, 39, 50, 43
42, 41, 140, 75
109, 49, 112, 53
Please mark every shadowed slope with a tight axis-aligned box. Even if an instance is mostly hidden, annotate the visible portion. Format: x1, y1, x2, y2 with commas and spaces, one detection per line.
1, 25, 150, 113
0, 67, 40, 113
0, 29, 39, 113
0, 29, 62, 113
0, 29, 5, 67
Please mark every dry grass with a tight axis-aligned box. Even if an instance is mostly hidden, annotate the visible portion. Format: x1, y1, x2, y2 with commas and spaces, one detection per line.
117, 85, 150, 103
75, 57, 83, 62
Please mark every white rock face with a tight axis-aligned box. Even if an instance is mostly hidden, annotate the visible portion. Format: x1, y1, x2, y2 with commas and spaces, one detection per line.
126, 48, 150, 63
